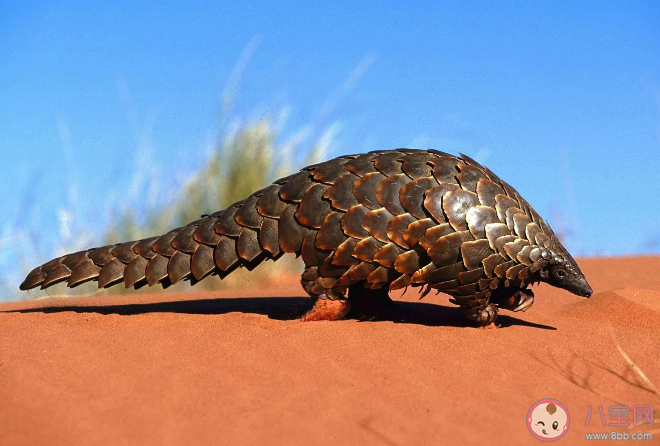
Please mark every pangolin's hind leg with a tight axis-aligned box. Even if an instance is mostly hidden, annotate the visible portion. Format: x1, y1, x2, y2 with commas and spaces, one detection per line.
300, 266, 350, 321
460, 297, 499, 329
347, 281, 394, 320
299, 268, 395, 322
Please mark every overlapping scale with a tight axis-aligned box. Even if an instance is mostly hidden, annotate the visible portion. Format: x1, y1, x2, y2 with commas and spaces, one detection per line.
311, 157, 350, 184
400, 153, 434, 179
68, 258, 101, 287
99, 257, 125, 288
259, 217, 281, 256
402, 218, 436, 247
354, 172, 386, 209
386, 213, 416, 248
256, 185, 288, 218
428, 157, 460, 184
237, 227, 262, 261
399, 177, 439, 218
373, 152, 404, 176
465, 206, 499, 239
485, 223, 511, 251
214, 207, 241, 237
124, 255, 149, 288
423, 184, 458, 223
494, 194, 519, 223
362, 208, 394, 243
323, 173, 359, 211
428, 231, 474, 267
460, 239, 493, 270
344, 153, 378, 176
191, 243, 216, 280
373, 243, 404, 268
316, 212, 347, 251
279, 172, 313, 202
295, 183, 331, 228
341, 205, 370, 238
456, 164, 488, 192
442, 190, 480, 231
476, 178, 505, 208
332, 238, 360, 266
171, 225, 198, 254
394, 250, 420, 275
168, 250, 192, 284
418, 223, 454, 250
42, 264, 71, 288
375, 174, 410, 215
353, 237, 384, 262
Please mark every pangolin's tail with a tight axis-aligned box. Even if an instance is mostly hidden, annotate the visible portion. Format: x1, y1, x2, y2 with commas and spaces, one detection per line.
20, 167, 330, 291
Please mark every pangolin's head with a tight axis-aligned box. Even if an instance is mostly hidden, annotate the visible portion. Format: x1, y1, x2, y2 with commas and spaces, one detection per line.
538, 241, 592, 298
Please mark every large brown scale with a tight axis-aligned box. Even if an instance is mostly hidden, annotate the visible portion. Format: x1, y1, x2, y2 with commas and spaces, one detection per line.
20, 149, 592, 327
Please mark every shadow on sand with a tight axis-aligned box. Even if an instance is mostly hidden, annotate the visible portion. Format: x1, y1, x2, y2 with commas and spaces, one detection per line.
5, 296, 556, 330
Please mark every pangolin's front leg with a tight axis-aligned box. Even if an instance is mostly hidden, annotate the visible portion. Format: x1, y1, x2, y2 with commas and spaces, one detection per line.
490, 286, 535, 312
460, 287, 535, 328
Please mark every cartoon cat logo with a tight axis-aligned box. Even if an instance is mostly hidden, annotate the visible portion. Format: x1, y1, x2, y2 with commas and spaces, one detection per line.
527, 398, 570, 441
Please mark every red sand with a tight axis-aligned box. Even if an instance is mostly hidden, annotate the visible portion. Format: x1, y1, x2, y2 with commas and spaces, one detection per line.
1, 256, 658, 445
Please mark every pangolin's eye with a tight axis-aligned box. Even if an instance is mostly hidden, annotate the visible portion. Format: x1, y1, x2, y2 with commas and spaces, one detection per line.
554, 269, 566, 281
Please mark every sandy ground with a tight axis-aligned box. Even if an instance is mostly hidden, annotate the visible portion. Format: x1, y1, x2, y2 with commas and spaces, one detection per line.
0, 256, 658, 445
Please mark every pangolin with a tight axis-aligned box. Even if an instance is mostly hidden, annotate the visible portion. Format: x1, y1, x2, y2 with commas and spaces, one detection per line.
20, 149, 592, 327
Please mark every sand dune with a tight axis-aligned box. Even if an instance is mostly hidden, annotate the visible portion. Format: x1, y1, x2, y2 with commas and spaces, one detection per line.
1, 256, 658, 445
562, 287, 660, 331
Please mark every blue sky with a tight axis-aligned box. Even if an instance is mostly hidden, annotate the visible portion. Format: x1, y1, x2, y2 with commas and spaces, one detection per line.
1, 1, 659, 294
